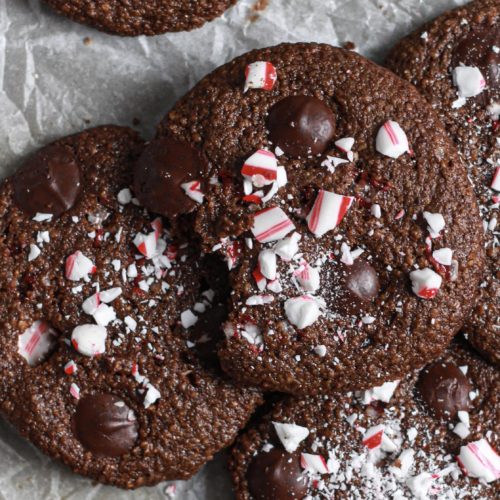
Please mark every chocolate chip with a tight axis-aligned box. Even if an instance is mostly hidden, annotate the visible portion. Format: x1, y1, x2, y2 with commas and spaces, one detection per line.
345, 260, 380, 302
247, 447, 307, 500
267, 96, 336, 157
13, 145, 82, 217
74, 394, 138, 457
417, 362, 471, 419
133, 137, 206, 219
452, 25, 500, 106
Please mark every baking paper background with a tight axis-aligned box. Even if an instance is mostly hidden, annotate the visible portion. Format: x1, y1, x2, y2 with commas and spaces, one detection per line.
0, 0, 469, 498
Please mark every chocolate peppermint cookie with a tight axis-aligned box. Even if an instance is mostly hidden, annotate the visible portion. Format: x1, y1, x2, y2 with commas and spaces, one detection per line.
0, 126, 261, 488
386, 0, 499, 365
151, 43, 485, 395
231, 341, 500, 499
42, 0, 237, 36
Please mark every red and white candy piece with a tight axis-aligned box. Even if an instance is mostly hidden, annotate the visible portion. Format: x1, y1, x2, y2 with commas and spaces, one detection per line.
244, 61, 277, 92
93, 304, 116, 327
307, 190, 354, 237
252, 265, 267, 291
252, 206, 295, 243
359, 380, 400, 405
362, 424, 398, 452
295, 262, 320, 292
410, 268, 442, 299
284, 295, 321, 329
491, 167, 500, 192
181, 181, 204, 204
65, 251, 96, 281
274, 232, 301, 261
335, 137, 355, 161
452, 66, 486, 98
69, 383, 80, 400
64, 360, 77, 375
272, 422, 310, 453
133, 231, 158, 259
258, 249, 277, 280
300, 453, 329, 474
423, 211, 445, 238
432, 248, 453, 266
457, 439, 500, 483
18, 320, 58, 366
376, 120, 409, 159
71, 324, 107, 357
241, 150, 278, 187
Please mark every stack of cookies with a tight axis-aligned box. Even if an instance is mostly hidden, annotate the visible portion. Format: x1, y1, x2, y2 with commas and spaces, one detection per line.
0, 0, 498, 498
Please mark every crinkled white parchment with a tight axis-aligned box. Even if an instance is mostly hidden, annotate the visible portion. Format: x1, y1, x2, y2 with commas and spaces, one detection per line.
0, 0, 469, 498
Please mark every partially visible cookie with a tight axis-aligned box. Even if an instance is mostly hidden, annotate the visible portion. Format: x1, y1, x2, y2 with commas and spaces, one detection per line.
152, 43, 485, 395
386, 0, 499, 365
231, 341, 500, 499
0, 126, 261, 488
42, 0, 237, 36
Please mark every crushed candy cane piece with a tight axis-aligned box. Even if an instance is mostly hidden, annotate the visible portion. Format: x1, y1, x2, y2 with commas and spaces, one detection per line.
181, 309, 198, 329
307, 190, 354, 237
181, 180, 204, 204
314, 345, 327, 357
64, 360, 77, 375
335, 137, 355, 153
491, 167, 500, 192
18, 320, 58, 366
359, 380, 400, 405
273, 422, 310, 453
457, 439, 500, 483
452, 66, 486, 98
258, 249, 277, 280
410, 268, 442, 299
246, 294, 274, 306
284, 296, 321, 329
301, 453, 329, 474
252, 265, 267, 291
406, 472, 434, 498
433, 248, 453, 266
241, 150, 278, 187
295, 263, 320, 292
274, 232, 301, 261
252, 207, 295, 243
93, 304, 116, 326
28, 244, 41, 261
82, 293, 100, 315
244, 61, 277, 92
363, 424, 384, 450
376, 120, 409, 159
133, 231, 158, 259
143, 383, 161, 408
69, 383, 80, 400
117, 188, 132, 204
100, 287, 122, 303
71, 324, 107, 357
65, 251, 96, 281
423, 211, 445, 238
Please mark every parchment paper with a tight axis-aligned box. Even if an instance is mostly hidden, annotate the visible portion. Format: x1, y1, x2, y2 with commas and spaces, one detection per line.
0, 0, 470, 498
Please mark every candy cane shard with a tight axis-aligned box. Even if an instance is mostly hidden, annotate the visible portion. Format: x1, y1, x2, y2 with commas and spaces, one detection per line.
423, 211, 445, 238
251, 206, 295, 243
244, 61, 277, 92
410, 268, 442, 299
18, 320, 58, 366
492, 167, 500, 192
181, 180, 204, 204
272, 422, 310, 453
284, 295, 322, 329
258, 249, 277, 280
71, 324, 107, 357
359, 380, 400, 405
452, 66, 486, 98
241, 150, 278, 187
307, 190, 354, 237
65, 251, 96, 281
300, 453, 329, 474
457, 439, 500, 483
376, 120, 409, 159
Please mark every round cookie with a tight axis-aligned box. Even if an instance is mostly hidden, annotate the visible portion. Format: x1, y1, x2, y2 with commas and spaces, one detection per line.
42, 0, 237, 36
0, 126, 261, 488
386, 0, 499, 365
152, 43, 485, 395
231, 341, 500, 499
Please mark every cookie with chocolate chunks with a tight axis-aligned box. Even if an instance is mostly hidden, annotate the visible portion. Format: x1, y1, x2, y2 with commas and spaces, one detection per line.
386, 0, 499, 366
231, 341, 500, 499
42, 0, 237, 36
0, 126, 261, 488
155, 43, 485, 395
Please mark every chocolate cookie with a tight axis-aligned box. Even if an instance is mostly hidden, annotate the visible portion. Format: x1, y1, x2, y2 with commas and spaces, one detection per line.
152, 43, 485, 395
386, 0, 499, 365
42, 0, 237, 36
231, 341, 500, 499
0, 126, 261, 488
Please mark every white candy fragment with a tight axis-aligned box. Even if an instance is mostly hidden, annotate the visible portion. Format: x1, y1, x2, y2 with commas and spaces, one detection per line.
307, 190, 354, 237
93, 304, 116, 327
491, 167, 500, 192
252, 207, 295, 243
99, 287, 122, 303
71, 324, 107, 357
18, 320, 58, 366
133, 231, 158, 259
433, 248, 453, 266
246, 294, 274, 306
300, 453, 329, 474
274, 232, 301, 261
359, 380, 400, 405
410, 268, 442, 299
406, 472, 434, 499
452, 66, 486, 98
272, 422, 310, 453
181, 309, 198, 329
33, 213, 53, 222
376, 121, 409, 159
314, 345, 327, 357
117, 188, 132, 204
82, 293, 100, 315
295, 263, 320, 292
457, 439, 500, 483
284, 296, 321, 329
65, 251, 96, 281
143, 383, 161, 408
181, 181, 204, 204
28, 244, 41, 262
335, 137, 355, 153
258, 249, 277, 280
423, 211, 445, 238
244, 61, 277, 92
241, 150, 278, 187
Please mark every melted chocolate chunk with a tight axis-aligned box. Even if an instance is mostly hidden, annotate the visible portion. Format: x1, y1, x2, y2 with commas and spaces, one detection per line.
452, 25, 500, 106
74, 394, 138, 457
247, 447, 307, 500
133, 137, 206, 219
417, 362, 471, 419
13, 145, 81, 217
267, 96, 336, 157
